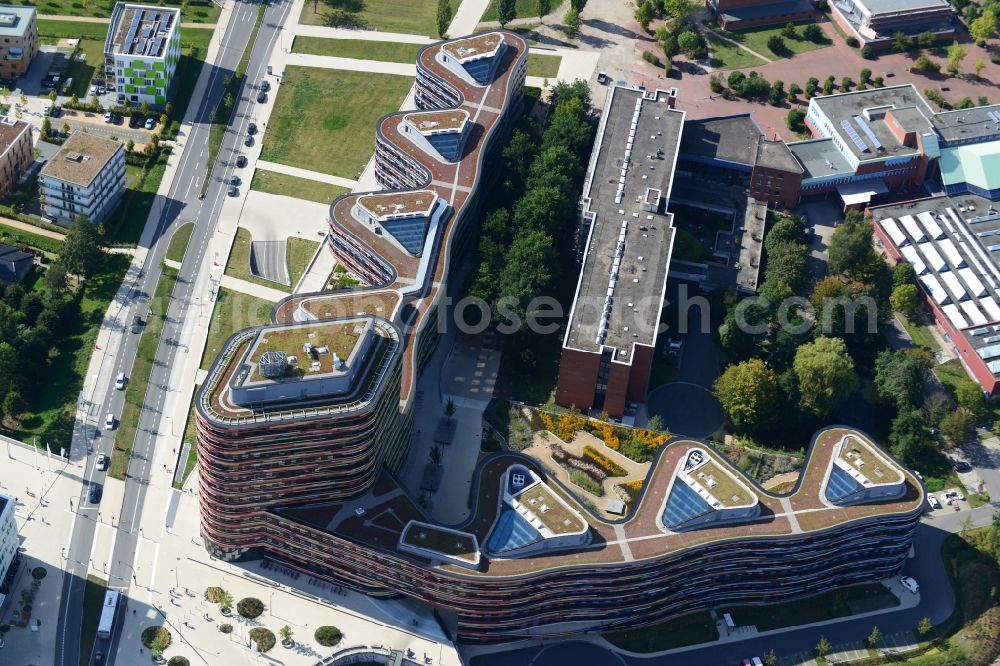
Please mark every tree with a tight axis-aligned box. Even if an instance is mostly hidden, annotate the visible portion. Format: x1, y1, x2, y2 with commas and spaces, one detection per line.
889, 409, 934, 466
892, 261, 917, 288
768, 79, 785, 106
678, 31, 704, 58
786, 108, 806, 133
728, 71, 747, 93
912, 55, 941, 74
43, 264, 68, 294
48, 88, 57, 103
767, 35, 787, 55
663, 0, 697, 25
3, 389, 25, 419
436, 0, 452, 37
874, 348, 931, 410
635, 0, 654, 31
763, 240, 809, 295
890, 284, 919, 318
815, 635, 831, 658
917, 30, 936, 48
497, 229, 554, 319
713, 358, 781, 433
61, 122, 70, 136
917, 617, 933, 636
867, 626, 882, 648
803, 23, 823, 42
150, 633, 170, 659
429, 445, 442, 464
537, 0, 551, 20
279, 624, 294, 644
782, 22, 797, 38
740, 71, 771, 100
61, 215, 101, 277
860, 67, 872, 84
445, 397, 456, 416
947, 41, 967, 75
40, 117, 51, 139
765, 215, 803, 254
971, 9, 997, 44
570, 0, 586, 11
497, 0, 517, 27
217, 590, 234, 612
939, 408, 977, 446
126, 139, 135, 154
975, 58, 988, 78
893, 31, 911, 51
828, 211, 875, 275
140, 100, 151, 117
794, 337, 858, 417
955, 381, 986, 419
648, 414, 665, 432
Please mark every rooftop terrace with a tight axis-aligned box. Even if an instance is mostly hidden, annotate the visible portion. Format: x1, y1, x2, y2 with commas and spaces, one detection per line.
356, 191, 438, 220
838, 434, 902, 486
404, 110, 469, 134
442, 33, 503, 61
41, 133, 122, 188
515, 482, 586, 536
400, 521, 479, 566
245, 320, 366, 382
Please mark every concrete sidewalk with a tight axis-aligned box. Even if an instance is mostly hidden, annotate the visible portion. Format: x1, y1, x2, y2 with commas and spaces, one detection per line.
292, 25, 434, 44
255, 159, 358, 190
39, 13, 217, 29
219, 274, 287, 302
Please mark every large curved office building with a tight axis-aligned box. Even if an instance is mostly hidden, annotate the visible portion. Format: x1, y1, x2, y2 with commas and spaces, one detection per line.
197, 32, 924, 645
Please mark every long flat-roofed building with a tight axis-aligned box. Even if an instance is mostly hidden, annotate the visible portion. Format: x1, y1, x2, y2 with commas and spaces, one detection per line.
830, 0, 953, 47
105, 3, 181, 107
870, 194, 1000, 396
554, 85, 683, 419
39, 132, 125, 225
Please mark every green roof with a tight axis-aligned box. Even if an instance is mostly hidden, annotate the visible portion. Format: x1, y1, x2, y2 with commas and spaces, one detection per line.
940, 142, 1000, 192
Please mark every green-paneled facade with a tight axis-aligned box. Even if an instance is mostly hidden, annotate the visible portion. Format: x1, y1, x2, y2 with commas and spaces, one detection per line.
109, 23, 180, 107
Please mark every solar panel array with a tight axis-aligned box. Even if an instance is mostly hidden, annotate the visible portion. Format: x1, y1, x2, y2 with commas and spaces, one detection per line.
853, 115, 883, 151
661, 481, 713, 529
840, 119, 869, 153
988, 110, 1000, 124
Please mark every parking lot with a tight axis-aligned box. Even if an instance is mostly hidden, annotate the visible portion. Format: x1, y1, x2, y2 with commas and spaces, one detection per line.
925, 487, 970, 513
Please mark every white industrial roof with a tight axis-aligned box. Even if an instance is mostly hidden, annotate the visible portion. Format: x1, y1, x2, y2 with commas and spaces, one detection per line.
899, 215, 926, 243
916, 211, 945, 240
959, 268, 988, 297
940, 271, 968, 301
961, 300, 989, 327
938, 238, 966, 268
920, 274, 950, 305
919, 243, 948, 272
942, 303, 969, 329
900, 245, 927, 274
880, 218, 908, 247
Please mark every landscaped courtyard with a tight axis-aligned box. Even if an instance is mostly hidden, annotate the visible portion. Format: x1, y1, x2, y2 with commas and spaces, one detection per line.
259, 67, 413, 179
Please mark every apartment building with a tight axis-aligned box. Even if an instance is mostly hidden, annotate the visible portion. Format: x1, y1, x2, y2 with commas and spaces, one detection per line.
0, 118, 32, 198
0, 6, 37, 79
830, 0, 953, 47
104, 3, 180, 107
40, 133, 126, 225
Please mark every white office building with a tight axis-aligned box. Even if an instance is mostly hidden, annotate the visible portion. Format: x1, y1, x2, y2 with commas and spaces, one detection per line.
0, 494, 19, 612
40, 133, 126, 226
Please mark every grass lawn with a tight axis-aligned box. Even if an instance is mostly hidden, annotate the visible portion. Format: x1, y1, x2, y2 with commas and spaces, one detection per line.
604, 612, 718, 652
250, 169, 349, 205
173, 387, 199, 489
900, 314, 939, 351
109, 266, 178, 480
291, 36, 423, 63
224, 227, 319, 293
104, 149, 170, 246
260, 67, 413, 179
8, 254, 129, 448
706, 32, 767, 70
166, 222, 194, 263
725, 583, 898, 631
482, 0, 553, 22
298, 0, 460, 36
79, 575, 108, 666
199, 287, 273, 370
31, 0, 220, 23
715, 24, 832, 59
527, 53, 560, 78
288, 237, 321, 289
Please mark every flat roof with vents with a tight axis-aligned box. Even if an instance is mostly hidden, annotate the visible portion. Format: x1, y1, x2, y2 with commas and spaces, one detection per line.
563, 86, 683, 360
0, 7, 35, 38
41, 132, 122, 188
403, 110, 469, 135
441, 33, 504, 61
107, 3, 178, 58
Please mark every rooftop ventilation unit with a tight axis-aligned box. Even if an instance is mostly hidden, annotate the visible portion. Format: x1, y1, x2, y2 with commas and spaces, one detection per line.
258, 351, 288, 378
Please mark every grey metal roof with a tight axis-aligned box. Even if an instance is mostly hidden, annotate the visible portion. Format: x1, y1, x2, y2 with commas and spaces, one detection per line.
855, 0, 949, 16
811, 85, 932, 161
787, 138, 854, 179
933, 105, 1000, 144
680, 115, 761, 166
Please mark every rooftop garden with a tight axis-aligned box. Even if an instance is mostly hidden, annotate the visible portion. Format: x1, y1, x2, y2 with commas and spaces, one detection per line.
691, 460, 755, 508
401, 522, 478, 560
517, 483, 585, 535
247, 322, 364, 380
839, 435, 902, 485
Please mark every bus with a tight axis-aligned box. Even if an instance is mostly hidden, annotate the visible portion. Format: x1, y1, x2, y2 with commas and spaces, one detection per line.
97, 590, 120, 640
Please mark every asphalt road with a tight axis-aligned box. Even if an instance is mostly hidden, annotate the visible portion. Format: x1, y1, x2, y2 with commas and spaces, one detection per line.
53, 1, 293, 664
471, 506, 983, 666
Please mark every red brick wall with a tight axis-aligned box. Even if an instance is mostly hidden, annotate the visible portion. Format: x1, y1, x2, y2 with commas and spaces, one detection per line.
604, 362, 631, 419
626, 344, 655, 404
750, 165, 802, 209
555, 347, 601, 412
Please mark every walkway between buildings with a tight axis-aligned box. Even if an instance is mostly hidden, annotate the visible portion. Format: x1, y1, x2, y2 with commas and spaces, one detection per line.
255, 159, 358, 190
39, 13, 217, 29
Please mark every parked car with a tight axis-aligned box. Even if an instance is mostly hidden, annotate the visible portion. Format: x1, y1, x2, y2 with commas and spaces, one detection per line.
247, 122, 257, 135
129, 115, 142, 128
97, 85, 106, 95
103, 111, 113, 123
88, 482, 102, 504
260, 80, 270, 93
236, 155, 247, 168
256, 91, 267, 104
104, 413, 115, 430
900, 576, 919, 594
244, 135, 254, 147
144, 117, 156, 130
131, 315, 144, 334
228, 186, 238, 197
928, 494, 941, 509
96, 453, 108, 470
93, 650, 104, 664
230, 175, 240, 187
90, 84, 99, 95
115, 372, 127, 390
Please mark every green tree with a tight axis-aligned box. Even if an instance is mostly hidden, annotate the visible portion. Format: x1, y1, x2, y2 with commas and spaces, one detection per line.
513, 186, 570, 236
917, 30, 936, 48
570, 0, 587, 11
768, 79, 784, 106
497, 0, 516, 24
917, 617, 932, 636
971, 9, 997, 44
40, 117, 51, 138
947, 40, 967, 75
279, 624, 294, 644
436, 0, 452, 37
767, 35, 787, 55
728, 70, 747, 93
635, 0, 654, 30
939, 408, 977, 447
3, 389, 25, 419
61, 215, 101, 277
497, 229, 554, 320
892, 261, 917, 287
445, 398, 456, 416
764, 215, 803, 254
663, 0, 696, 25
889, 409, 934, 466
678, 30, 703, 57
782, 22, 797, 38
893, 31, 911, 51
815, 635, 831, 658
647, 414, 665, 432
786, 108, 806, 132
43, 264, 68, 293
803, 23, 823, 42
429, 445, 443, 464
913, 55, 941, 74
763, 240, 810, 295
874, 348, 931, 410
890, 283, 919, 318
537, 0, 551, 20
713, 358, 781, 433
975, 57, 988, 78
218, 589, 234, 612
763, 650, 778, 666
828, 211, 875, 275
867, 626, 882, 648
542, 96, 592, 158
955, 380, 987, 419
794, 337, 858, 417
